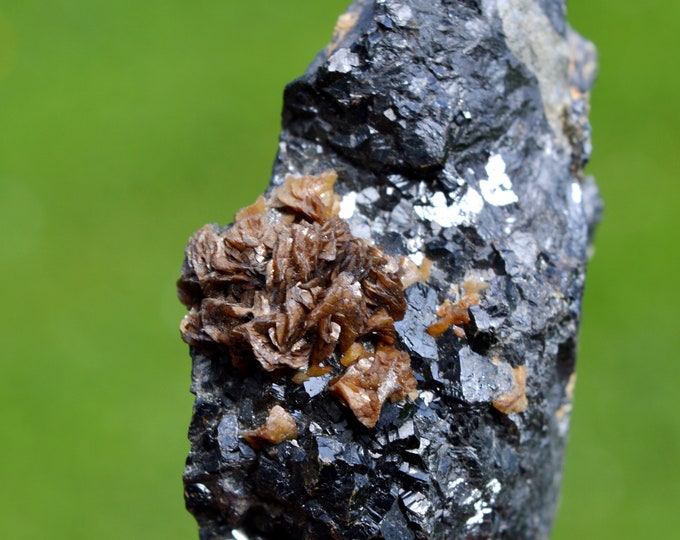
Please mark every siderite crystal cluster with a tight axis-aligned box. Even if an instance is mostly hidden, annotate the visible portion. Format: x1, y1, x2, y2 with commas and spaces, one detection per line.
178, 172, 421, 429
178, 1, 601, 538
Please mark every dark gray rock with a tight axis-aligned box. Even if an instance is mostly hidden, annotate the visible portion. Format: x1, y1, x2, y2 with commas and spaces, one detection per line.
180, 0, 600, 538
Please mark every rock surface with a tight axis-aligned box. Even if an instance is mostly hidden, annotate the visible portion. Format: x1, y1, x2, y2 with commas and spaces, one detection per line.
180, 1, 601, 538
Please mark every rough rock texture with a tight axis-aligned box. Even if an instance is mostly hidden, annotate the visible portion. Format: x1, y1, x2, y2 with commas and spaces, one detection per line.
180, 1, 601, 539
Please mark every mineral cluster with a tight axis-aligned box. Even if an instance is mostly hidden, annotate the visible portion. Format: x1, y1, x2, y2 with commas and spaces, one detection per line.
178, 172, 422, 429
179, 1, 601, 538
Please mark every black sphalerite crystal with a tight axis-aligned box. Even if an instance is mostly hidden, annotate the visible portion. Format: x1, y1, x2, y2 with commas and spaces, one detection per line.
181, 0, 600, 538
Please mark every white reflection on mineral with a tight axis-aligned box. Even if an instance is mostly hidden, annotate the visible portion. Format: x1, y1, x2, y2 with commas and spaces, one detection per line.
414, 188, 484, 227
384, 107, 397, 121
406, 235, 425, 265
408, 251, 425, 265
571, 181, 583, 204
401, 490, 429, 517
479, 154, 519, 206
327, 48, 360, 73
339, 191, 357, 219
466, 479, 502, 527
419, 390, 434, 406
231, 530, 249, 540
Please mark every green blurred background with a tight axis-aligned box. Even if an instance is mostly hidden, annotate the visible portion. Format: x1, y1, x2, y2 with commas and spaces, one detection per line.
0, 1, 677, 538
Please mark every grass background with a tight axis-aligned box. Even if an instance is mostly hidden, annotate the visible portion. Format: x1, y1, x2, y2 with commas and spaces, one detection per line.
0, 1, 677, 538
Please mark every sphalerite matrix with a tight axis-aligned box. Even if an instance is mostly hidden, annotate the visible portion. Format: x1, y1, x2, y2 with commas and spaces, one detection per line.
178, 1, 601, 538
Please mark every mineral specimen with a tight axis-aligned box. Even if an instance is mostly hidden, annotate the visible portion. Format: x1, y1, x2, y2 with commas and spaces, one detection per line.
179, 0, 601, 538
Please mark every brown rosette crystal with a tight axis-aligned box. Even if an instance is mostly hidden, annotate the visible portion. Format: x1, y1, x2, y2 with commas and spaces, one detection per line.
178, 172, 424, 427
